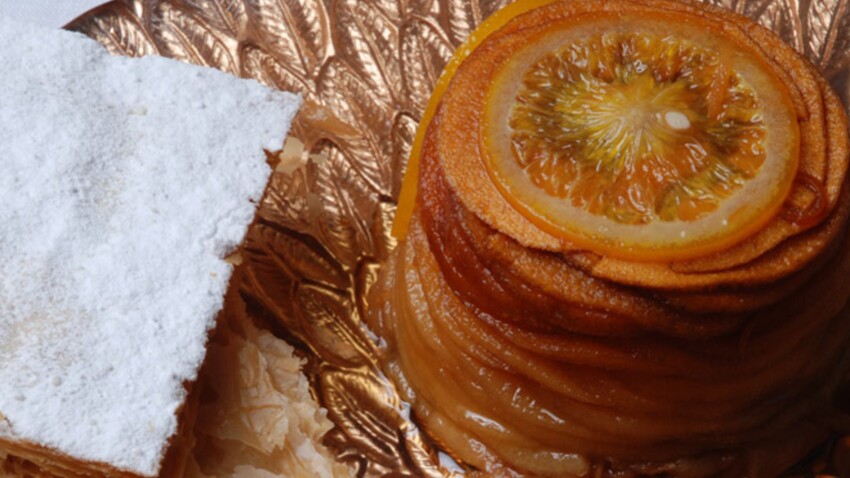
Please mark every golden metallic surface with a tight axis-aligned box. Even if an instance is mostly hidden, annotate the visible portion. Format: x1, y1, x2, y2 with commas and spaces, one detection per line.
65, 0, 850, 476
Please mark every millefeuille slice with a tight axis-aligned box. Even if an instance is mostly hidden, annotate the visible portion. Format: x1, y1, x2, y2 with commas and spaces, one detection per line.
0, 15, 300, 478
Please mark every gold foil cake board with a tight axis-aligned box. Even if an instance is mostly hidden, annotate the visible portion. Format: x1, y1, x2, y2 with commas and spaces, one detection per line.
66, 0, 850, 476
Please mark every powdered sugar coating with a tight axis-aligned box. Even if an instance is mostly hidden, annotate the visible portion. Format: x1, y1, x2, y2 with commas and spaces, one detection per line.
0, 16, 300, 477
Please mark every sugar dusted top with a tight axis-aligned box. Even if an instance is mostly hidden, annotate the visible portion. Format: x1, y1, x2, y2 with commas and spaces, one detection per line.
0, 16, 300, 476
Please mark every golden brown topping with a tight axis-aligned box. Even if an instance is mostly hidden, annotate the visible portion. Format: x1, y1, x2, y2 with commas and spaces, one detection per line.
482, 17, 800, 261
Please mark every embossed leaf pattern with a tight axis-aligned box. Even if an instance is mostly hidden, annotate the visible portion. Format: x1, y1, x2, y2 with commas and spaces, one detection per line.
67, 0, 850, 476
701, 0, 850, 75
321, 369, 429, 477
69, 3, 158, 57
440, 0, 481, 46
331, 0, 402, 102
315, 60, 395, 195
240, 44, 312, 92
308, 138, 382, 267
246, 0, 331, 81
400, 17, 454, 115
253, 222, 348, 290
765, 0, 803, 51
181, 0, 248, 36
154, 2, 239, 73
293, 284, 376, 366
803, 0, 849, 71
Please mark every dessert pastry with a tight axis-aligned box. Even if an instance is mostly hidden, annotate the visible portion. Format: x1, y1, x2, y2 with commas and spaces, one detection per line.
369, 0, 850, 476
0, 16, 300, 478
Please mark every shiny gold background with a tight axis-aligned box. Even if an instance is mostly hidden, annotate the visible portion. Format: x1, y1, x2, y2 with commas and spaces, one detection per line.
68, 0, 850, 475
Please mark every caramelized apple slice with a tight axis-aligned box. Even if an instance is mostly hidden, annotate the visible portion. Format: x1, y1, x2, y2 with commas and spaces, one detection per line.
481, 15, 800, 261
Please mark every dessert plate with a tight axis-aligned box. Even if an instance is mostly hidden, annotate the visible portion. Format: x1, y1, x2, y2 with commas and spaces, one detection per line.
66, 0, 850, 476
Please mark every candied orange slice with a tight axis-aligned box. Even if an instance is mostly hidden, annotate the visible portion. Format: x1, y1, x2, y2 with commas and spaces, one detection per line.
481, 14, 799, 261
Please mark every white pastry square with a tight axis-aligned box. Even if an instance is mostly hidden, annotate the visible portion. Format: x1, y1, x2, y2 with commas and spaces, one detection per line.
0, 16, 300, 477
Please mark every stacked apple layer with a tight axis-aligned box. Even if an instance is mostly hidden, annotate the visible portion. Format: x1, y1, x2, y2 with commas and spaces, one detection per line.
368, 0, 850, 476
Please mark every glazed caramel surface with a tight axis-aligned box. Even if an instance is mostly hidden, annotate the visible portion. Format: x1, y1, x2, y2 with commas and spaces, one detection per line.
369, 0, 850, 476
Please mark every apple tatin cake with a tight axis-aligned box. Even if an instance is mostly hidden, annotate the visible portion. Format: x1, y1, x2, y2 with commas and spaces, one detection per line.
367, 0, 850, 476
